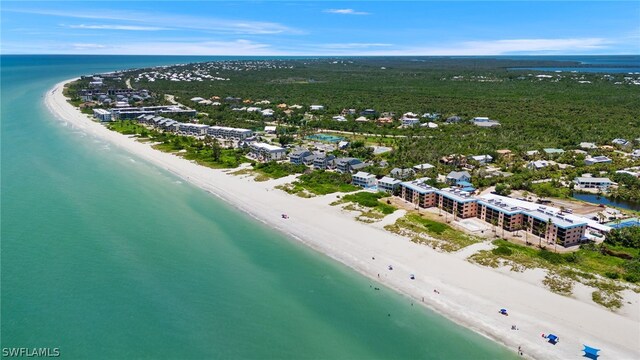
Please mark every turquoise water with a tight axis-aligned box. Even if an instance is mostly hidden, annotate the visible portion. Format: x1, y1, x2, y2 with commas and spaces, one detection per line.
307, 133, 346, 143
1, 55, 516, 359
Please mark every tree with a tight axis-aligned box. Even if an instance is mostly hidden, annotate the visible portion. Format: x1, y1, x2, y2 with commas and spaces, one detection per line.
211, 138, 222, 162
494, 183, 511, 196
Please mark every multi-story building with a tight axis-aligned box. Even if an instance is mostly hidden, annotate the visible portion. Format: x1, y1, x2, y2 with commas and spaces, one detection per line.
289, 149, 313, 165
336, 158, 366, 173
378, 176, 402, 194
573, 177, 613, 190
250, 142, 286, 162
206, 126, 253, 140
352, 172, 377, 188
399, 179, 437, 208
93, 108, 112, 122
313, 154, 336, 170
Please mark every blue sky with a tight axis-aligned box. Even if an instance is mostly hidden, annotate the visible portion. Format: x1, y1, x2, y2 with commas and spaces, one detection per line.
2, 1, 639, 55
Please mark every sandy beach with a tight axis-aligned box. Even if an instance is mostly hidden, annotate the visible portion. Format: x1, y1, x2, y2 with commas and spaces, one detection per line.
46, 79, 639, 359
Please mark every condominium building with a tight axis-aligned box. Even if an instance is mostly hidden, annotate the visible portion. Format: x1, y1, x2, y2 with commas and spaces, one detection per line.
352, 172, 377, 188
250, 142, 286, 161
399, 179, 437, 208
93, 108, 112, 122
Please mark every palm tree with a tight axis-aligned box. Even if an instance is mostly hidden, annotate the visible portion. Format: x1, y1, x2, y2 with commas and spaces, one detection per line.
491, 218, 499, 236
546, 217, 553, 246
535, 223, 546, 248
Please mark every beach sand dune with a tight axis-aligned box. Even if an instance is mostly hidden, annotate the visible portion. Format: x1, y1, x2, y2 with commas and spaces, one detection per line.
46, 79, 640, 360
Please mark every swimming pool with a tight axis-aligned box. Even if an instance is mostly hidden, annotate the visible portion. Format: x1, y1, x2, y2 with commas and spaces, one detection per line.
307, 134, 345, 142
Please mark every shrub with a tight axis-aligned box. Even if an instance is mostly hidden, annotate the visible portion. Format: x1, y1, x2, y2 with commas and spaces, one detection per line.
538, 250, 564, 264
624, 274, 639, 283
605, 272, 620, 279
492, 245, 513, 256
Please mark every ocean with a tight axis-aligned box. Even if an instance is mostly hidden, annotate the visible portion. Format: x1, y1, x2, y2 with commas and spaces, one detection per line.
0, 55, 518, 359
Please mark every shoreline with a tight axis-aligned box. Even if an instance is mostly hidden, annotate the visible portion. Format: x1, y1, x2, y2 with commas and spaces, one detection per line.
46, 78, 640, 359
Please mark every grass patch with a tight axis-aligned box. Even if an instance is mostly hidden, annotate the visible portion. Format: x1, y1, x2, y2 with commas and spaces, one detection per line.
592, 290, 623, 310
254, 162, 307, 179
542, 274, 574, 296
282, 171, 359, 196
339, 192, 397, 214
385, 214, 480, 252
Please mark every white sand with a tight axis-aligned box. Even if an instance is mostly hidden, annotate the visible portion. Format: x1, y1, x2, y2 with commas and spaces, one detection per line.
46, 79, 640, 359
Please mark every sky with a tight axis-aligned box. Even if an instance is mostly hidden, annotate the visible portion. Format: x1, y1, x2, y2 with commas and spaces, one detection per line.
1, 1, 639, 55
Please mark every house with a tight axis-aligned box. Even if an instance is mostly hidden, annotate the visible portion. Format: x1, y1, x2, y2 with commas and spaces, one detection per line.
440, 154, 467, 166
496, 149, 513, 159
313, 154, 336, 170
190, 97, 205, 102
543, 148, 565, 156
413, 163, 435, 172
420, 122, 438, 128
390, 168, 415, 180
289, 149, 313, 165
573, 177, 613, 190
527, 160, 550, 170
422, 112, 440, 119
341, 108, 356, 115
472, 117, 501, 127
584, 156, 612, 165
446, 115, 463, 123
455, 181, 476, 193
355, 116, 369, 122
261, 109, 274, 117
264, 126, 277, 134
337, 141, 349, 149
632, 149, 640, 159
580, 142, 597, 149
246, 107, 262, 112
446, 171, 471, 185
471, 155, 493, 165
336, 158, 365, 173
612, 138, 630, 146
93, 108, 112, 122
401, 112, 420, 126
376, 117, 393, 124
525, 150, 540, 158
378, 176, 402, 193
332, 115, 347, 122
250, 142, 286, 161
352, 172, 377, 188
310, 105, 324, 111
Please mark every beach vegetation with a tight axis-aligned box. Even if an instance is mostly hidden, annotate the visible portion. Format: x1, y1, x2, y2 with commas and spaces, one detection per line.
385, 214, 480, 252
253, 162, 307, 179
338, 192, 397, 214
279, 171, 359, 196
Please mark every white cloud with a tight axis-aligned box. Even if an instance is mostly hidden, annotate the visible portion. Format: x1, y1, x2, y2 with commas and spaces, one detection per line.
6, 8, 301, 35
67, 24, 170, 31
321, 43, 392, 49
347, 38, 611, 56
72, 43, 106, 49
61, 39, 281, 56
323, 9, 370, 15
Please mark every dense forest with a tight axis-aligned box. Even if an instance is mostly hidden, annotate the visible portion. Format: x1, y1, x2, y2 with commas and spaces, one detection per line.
121, 57, 639, 155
